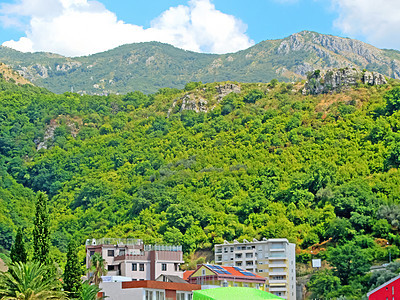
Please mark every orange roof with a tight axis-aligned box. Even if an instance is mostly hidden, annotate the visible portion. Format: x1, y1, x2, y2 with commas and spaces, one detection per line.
183, 270, 195, 281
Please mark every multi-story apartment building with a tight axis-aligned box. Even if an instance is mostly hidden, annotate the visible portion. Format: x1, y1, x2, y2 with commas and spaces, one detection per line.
86, 238, 184, 281
214, 238, 296, 300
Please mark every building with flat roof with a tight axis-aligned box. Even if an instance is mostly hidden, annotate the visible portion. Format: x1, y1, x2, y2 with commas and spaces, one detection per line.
99, 280, 201, 300
214, 238, 296, 300
86, 238, 184, 281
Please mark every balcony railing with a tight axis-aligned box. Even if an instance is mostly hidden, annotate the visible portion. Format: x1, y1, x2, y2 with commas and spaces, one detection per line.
144, 245, 182, 252
86, 238, 143, 246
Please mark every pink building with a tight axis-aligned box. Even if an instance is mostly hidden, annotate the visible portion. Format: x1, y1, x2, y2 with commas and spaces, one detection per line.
86, 238, 184, 281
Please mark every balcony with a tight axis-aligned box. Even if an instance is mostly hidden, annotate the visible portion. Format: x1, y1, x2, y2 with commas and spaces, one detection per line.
269, 271, 287, 276
269, 280, 287, 285
269, 287, 287, 292
269, 264, 287, 268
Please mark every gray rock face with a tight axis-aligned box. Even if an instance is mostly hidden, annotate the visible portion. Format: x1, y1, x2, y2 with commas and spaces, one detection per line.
303, 67, 388, 95
215, 83, 241, 100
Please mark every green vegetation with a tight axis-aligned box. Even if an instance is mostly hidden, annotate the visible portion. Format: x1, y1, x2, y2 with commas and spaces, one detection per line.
0, 75, 399, 298
63, 241, 83, 299
0, 261, 65, 299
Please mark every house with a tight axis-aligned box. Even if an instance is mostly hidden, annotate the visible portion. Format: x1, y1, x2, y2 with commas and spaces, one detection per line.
367, 274, 400, 299
193, 287, 285, 300
187, 264, 266, 290
99, 280, 201, 300
214, 238, 296, 299
86, 238, 184, 281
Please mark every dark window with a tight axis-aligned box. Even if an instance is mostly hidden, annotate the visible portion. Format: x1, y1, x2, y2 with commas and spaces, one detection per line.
107, 250, 114, 257
107, 265, 115, 271
175, 263, 179, 271
89, 251, 95, 256
132, 263, 137, 271
140, 263, 144, 271
162, 263, 167, 271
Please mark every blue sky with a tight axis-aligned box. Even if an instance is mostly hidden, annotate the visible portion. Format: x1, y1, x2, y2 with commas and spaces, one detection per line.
0, 0, 398, 57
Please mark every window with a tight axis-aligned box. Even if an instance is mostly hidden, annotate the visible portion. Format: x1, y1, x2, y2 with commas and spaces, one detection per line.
119, 249, 125, 256
155, 291, 165, 300
175, 263, 179, 271
107, 265, 115, 271
236, 262, 242, 266
224, 247, 228, 253
140, 263, 144, 271
235, 254, 242, 259
162, 263, 167, 271
246, 253, 253, 258
202, 269, 206, 276
132, 263, 137, 271
145, 290, 153, 300
177, 293, 185, 300
243, 284, 248, 287
230, 247, 234, 252
107, 250, 114, 257
89, 250, 95, 256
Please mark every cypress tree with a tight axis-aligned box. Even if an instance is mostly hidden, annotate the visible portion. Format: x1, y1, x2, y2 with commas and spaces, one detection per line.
63, 240, 82, 299
10, 227, 27, 264
33, 192, 50, 265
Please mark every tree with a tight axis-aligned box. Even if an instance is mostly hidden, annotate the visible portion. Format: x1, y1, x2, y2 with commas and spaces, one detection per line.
0, 261, 65, 299
10, 227, 27, 264
89, 253, 107, 286
33, 192, 51, 265
328, 242, 371, 285
385, 86, 400, 114
81, 281, 101, 300
308, 269, 341, 299
63, 240, 82, 299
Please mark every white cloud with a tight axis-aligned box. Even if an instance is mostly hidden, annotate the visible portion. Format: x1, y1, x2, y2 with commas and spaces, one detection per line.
0, 0, 254, 57
331, 0, 400, 50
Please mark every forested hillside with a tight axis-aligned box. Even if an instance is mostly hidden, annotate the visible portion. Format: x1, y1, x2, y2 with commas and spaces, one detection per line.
0, 31, 400, 94
1, 75, 400, 297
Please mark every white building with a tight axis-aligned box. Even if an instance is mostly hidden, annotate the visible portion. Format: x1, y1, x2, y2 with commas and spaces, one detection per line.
86, 238, 184, 281
214, 238, 296, 300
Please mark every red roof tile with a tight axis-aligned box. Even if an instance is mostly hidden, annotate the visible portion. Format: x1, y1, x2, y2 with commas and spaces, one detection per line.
183, 270, 195, 281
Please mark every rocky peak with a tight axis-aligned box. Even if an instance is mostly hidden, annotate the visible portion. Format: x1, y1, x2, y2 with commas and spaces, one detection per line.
303, 67, 388, 95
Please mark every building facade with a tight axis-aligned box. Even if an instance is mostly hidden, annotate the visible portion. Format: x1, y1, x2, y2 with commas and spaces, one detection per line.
367, 274, 400, 300
214, 238, 296, 300
99, 280, 201, 300
187, 264, 266, 290
86, 238, 184, 281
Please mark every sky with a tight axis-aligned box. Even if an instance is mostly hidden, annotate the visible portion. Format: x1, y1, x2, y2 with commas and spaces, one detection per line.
0, 0, 399, 57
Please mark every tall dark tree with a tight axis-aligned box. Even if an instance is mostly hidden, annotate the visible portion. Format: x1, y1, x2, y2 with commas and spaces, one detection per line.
10, 227, 27, 264
33, 192, 50, 265
63, 240, 82, 299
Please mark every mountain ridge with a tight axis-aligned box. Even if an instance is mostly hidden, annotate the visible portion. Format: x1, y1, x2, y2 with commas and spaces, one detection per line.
0, 31, 399, 94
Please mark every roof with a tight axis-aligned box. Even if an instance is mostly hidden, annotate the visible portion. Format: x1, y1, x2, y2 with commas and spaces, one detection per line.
184, 270, 195, 281
121, 280, 201, 292
193, 287, 284, 300
156, 274, 188, 283
367, 274, 400, 297
203, 264, 265, 280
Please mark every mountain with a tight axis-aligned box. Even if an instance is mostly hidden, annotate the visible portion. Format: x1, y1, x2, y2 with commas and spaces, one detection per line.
0, 31, 399, 94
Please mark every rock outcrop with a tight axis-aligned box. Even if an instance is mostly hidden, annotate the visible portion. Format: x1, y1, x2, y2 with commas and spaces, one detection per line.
303, 68, 388, 95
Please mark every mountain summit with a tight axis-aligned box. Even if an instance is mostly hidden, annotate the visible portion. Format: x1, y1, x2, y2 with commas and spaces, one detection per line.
0, 31, 399, 94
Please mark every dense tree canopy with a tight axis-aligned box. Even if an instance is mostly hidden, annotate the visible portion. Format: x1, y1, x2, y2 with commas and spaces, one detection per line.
0, 76, 399, 298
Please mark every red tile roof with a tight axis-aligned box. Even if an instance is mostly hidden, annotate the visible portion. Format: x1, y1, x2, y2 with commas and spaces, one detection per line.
183, 270, 195, 281
188, 264, 266, 283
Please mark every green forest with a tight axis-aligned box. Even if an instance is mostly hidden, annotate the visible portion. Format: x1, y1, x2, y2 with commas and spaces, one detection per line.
1, 74, 400, 298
